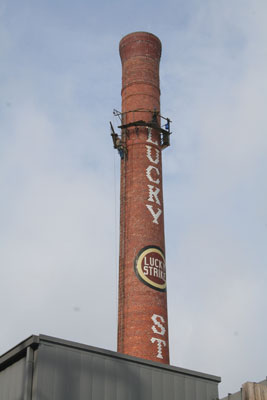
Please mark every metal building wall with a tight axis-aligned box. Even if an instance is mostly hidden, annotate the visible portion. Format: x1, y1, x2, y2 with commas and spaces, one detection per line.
0, 356, 25, 400
0, 335, 220, 400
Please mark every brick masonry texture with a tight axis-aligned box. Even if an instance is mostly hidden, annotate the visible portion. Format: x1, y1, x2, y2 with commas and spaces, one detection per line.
117, 32, 170, 364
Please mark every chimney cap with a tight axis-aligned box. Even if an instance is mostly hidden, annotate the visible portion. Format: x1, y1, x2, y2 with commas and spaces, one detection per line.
120, 31, 161, 43
119, 31, 162, 61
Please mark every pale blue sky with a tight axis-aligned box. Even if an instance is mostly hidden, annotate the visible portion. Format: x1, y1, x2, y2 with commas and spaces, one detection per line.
1, 0, 266, 397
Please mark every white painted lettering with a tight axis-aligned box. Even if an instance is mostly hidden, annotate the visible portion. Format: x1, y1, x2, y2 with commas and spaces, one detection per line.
146, 166, 160, 184
147, 185, 161, 205
146, 127, 158, 145
146, 145, 160, 165
151, 314, 166, 336
146, 205, 162, 224
150, 337, 166, 359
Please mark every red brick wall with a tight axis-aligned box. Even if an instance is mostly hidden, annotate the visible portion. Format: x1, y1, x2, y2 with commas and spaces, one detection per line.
117, 32, 169, 364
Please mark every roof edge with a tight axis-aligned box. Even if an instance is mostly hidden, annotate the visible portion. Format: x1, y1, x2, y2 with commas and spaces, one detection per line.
1, 334, 221, 383
0, 335, 39, 371
39, 334, 221, 383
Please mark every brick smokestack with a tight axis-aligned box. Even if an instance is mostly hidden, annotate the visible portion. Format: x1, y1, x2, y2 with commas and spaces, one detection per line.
117, 32, 170, 364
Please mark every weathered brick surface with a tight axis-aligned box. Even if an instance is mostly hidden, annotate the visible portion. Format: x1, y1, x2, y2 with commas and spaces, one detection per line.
118, 32, 169, 364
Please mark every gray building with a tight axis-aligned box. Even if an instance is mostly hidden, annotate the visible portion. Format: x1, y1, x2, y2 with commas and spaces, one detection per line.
220, 379, 267, 400
0, 334, 220, 400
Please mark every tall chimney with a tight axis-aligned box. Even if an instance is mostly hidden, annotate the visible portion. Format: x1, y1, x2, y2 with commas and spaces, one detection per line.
116, 32, 170, 364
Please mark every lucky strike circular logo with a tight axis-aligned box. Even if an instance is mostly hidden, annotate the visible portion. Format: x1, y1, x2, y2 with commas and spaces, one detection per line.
134, 246, 166, 291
